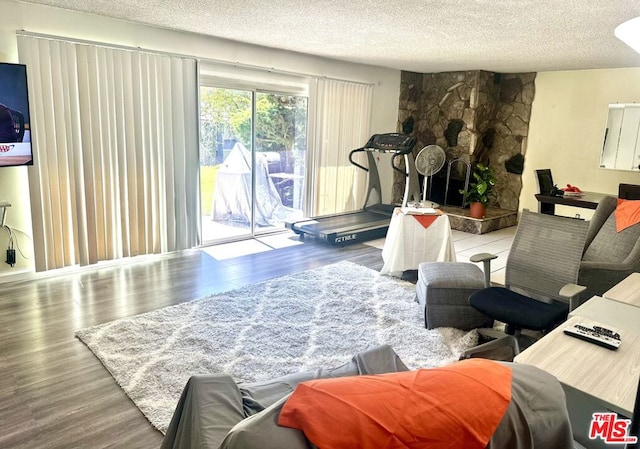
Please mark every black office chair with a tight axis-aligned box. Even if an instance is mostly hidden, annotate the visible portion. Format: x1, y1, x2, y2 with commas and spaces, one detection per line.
461, 210, 590, 360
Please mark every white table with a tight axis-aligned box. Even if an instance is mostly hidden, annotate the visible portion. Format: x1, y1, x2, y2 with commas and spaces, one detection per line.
515, 284, 640, 448
603, 272, 640, 307
380, 207, 456, 276
515, 315, 640, 417
569, 295, 640, 333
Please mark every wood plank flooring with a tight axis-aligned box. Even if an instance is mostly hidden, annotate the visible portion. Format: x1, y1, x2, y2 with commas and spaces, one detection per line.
0, 237, 384, 448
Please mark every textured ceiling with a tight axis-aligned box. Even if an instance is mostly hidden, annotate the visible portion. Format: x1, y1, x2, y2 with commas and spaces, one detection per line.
17, 0, 640, 73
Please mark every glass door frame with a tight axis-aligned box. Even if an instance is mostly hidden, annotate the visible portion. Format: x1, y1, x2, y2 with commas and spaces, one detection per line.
199, 75, 310, 245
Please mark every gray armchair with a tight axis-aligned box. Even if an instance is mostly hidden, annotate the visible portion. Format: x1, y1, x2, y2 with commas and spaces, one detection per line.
579, 184, 640, 299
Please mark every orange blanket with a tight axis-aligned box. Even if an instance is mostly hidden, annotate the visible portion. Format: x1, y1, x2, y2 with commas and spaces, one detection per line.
278, 358, 512, 449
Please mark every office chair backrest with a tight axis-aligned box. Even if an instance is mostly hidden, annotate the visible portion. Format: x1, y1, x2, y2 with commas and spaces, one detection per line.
505, 210, 589, 303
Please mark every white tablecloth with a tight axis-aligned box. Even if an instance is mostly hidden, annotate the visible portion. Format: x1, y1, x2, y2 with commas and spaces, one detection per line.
380, 208, 456, 276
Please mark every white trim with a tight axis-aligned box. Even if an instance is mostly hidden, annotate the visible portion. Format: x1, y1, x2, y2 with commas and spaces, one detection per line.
16, 30, 375, 88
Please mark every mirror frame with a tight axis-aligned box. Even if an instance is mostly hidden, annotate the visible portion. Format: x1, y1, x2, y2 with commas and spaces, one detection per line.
601, 103, 640, 171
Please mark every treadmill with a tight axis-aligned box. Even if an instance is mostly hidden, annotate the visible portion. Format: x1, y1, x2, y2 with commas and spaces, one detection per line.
287, 133, 420, 245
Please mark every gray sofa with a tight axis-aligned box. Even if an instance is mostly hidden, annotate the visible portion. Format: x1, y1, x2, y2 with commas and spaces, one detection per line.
580, 195, 640, 300
160, 345, 574, 449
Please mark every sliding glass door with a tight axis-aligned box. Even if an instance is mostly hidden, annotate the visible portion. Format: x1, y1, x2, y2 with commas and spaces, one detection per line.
200, 85, 307, 243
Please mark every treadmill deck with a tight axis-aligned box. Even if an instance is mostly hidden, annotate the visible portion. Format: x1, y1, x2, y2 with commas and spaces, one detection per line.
288, 209, 393, 245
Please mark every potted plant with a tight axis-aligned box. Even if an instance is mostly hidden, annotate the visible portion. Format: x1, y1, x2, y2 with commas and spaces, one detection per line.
459, 163, 497, 219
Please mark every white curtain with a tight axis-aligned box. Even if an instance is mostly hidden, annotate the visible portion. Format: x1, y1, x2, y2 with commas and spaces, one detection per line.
310, 79, 373, 216
18, 35, 199, 271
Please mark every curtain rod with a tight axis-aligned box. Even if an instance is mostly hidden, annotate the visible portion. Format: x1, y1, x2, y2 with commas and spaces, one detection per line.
16, 30, 376, 87
16, 30, 193, 60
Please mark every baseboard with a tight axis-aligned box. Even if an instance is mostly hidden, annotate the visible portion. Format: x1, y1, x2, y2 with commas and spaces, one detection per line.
0, 268, 35, 285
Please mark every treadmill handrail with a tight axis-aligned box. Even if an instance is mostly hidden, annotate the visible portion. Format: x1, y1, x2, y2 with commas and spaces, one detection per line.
349, 132, 417, 175
348, 147, 368, 172
349, 147, 409, 177
391, 152, 408, 177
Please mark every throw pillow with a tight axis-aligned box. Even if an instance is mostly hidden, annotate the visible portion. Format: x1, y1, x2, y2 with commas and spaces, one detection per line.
278, 358, 512, 449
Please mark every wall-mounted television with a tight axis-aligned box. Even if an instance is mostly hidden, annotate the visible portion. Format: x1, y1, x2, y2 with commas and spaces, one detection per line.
0, 62, 33, 167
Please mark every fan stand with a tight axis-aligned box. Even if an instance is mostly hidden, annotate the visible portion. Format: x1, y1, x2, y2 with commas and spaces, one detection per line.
414, 145, 446, 208
422, 171, 437, 204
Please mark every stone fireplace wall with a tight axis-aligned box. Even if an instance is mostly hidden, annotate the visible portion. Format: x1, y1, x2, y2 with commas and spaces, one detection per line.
395, 70, 536, 211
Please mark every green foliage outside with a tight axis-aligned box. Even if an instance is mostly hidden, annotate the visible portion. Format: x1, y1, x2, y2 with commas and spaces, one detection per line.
199, 87, 308, 216
200, 87, 307, 167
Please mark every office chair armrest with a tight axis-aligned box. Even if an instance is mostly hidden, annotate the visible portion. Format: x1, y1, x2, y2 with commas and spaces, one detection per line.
559, 283, 587, 311
470, 253, 498, 263
470, 253, 498, 288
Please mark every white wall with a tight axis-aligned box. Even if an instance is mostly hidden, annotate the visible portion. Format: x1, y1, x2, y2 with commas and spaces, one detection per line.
520, 68, 640, 218
0, 0, 401, 281
6, 2, 640, 282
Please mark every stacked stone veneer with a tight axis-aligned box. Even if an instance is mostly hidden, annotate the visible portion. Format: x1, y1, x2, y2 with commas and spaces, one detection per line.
395, 70, 536, 211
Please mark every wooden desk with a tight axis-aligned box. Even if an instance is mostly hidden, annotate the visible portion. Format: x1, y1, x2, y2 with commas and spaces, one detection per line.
535, 191, 610, 215
515, 315, 640, 417
603, 272, 640, 307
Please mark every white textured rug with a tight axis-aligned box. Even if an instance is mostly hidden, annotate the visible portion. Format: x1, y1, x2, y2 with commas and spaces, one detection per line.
76, 261, 478, 433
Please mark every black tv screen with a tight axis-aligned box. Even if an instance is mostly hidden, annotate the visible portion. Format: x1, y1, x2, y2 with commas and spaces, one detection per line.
0, 62, 33, 167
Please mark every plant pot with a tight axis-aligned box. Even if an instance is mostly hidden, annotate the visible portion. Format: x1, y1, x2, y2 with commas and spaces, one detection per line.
469, 202, 486, 219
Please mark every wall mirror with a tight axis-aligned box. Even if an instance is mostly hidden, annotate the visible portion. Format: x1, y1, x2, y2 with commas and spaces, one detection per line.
600, 103, 640, 171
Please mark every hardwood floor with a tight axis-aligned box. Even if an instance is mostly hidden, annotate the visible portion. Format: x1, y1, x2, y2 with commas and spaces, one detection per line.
0, 237, 384, 448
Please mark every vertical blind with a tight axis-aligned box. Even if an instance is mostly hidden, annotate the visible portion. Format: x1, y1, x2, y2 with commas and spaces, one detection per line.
310, 79, 373, 216
18, 34, 199, 271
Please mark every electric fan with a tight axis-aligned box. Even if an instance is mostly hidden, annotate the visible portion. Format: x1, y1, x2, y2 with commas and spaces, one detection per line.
414, 145, 446, 208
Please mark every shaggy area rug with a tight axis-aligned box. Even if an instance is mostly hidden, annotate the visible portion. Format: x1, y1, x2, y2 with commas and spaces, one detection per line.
76, 261, 478, 433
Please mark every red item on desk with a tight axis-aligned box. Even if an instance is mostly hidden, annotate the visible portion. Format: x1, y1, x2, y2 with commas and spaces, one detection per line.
412, 214, 438, 228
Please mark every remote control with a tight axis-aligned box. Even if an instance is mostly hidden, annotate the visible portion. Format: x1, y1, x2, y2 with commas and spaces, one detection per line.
563, 323, 621, 350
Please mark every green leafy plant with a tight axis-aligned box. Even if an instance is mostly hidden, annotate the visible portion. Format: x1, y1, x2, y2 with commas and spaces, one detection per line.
459, 163, 497, 205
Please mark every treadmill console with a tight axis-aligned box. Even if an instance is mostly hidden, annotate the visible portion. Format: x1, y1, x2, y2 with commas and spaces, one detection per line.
364, 133, 416, 154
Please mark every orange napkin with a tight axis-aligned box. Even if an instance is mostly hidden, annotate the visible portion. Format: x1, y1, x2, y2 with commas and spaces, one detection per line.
412, 214, 439, 228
